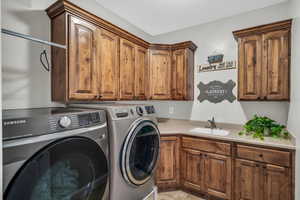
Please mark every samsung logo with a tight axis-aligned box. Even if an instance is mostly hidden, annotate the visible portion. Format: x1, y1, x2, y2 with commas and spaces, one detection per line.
4, 120, 27, 126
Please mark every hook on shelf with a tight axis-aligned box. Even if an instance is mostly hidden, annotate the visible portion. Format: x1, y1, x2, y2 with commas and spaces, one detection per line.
2, 28, 66, 72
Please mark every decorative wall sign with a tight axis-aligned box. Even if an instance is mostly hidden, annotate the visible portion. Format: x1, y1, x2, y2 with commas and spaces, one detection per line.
197, 80, 236, 103
198, 61, 236, 73
208, 54, 224, 64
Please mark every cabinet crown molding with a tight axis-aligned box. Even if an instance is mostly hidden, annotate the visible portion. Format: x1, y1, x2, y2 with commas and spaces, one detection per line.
46, 0, 150, 48
46, 0, 197, 51
233, 19, 293, 40
150, 41, 198, 52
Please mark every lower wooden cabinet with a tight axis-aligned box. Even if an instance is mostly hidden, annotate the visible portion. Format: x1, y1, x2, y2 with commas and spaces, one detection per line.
155, 135, 294, 200
205, 153, 232, 199
235, 159, 291, 200
264, 164, 291, 200
155, 136, 180, 190
181, 148, 205, 192
181, 149, 232, 199
235, 159, 262, 200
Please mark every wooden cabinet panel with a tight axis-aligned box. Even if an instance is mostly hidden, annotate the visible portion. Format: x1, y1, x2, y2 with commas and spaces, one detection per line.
264, 164, 291, 200
120, 38, 135, 100
181, 149, 205, 192
204, 153, 232, 199
155, 136, 180, 190
172, 49, 186, 100
69, 16, 98, 100
182, 137, 231, 156
235, 159, 262, 200
234, 19, 292, 101
238, 35, 262, 100
237, 145, 290, 167
97, 29, 119, 100
150, 50, 172, 100
48, 1, 197, 102
135, 46, 148, 100
262, 30, 290, 100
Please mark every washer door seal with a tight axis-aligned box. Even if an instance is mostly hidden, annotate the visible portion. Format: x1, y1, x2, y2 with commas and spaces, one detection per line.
121, 119, 160, 186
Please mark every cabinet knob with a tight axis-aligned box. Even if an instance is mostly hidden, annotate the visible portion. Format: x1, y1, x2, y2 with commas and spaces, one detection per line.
259, 154, 263, 158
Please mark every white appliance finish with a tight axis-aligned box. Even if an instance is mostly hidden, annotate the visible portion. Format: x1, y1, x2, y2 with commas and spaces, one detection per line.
72, 103, 160, 200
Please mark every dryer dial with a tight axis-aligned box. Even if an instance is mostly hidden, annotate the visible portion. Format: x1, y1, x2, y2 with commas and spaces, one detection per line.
59, 116, 72, 128
136, 106, 144, 116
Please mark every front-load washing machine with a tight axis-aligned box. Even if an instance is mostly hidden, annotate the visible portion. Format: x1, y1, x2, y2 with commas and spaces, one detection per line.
3, 107, 109, 200
72, 103, 160, 200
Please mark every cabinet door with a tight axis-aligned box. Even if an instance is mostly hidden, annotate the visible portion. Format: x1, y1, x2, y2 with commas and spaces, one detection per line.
150, 50, 172, 100
235, 159, 262, 200
135, 46, 149, 100
181, 148, 205, 192
69, 16, 98, 100
172, 49, 186, 100
263, 164, 291, 200
120, 39, 135, 100
238, 35, 262, 100
204, 153, 232, 199
97, 29, 119, 100
262, 30, 290, 100
155, 137, 180, 190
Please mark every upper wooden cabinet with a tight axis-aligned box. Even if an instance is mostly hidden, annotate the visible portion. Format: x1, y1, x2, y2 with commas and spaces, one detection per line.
68, 16, 98, 100
97, 29, 119, 100
135, 46, 149, 100
237, 35, 262, 100
233, 19, 292, 101
149, 42, 197, 100
120, 38, 136, 100
262, 30, 290, 100
172, 49, 194, 100
46, 0, 196, 102
149, 50, 172, 100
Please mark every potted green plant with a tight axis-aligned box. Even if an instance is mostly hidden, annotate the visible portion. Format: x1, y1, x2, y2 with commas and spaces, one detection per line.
239, 115, 290, 140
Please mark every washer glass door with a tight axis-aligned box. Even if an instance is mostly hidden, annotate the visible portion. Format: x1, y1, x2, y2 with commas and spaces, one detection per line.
4, 137, 108, 200
122, 120, 160, 186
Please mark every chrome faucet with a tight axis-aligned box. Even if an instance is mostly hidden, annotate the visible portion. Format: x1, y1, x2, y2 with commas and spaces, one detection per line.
207, 117, 217, 129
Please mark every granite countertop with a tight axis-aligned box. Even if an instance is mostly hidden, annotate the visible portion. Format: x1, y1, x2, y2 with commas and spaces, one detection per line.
157, 118, 296, 150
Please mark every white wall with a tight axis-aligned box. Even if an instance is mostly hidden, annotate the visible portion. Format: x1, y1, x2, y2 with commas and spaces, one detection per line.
0, 0, 3, 195
149, 2, 291, 125
1, 0, 153, 110
287, 0, 300, 198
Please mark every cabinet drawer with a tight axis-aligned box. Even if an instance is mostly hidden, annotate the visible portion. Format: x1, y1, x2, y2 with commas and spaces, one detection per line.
182, 137, 231, 156
236, 145, 290, 167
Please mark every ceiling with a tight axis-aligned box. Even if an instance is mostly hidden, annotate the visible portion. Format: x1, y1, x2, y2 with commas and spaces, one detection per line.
95, 0, 288, 36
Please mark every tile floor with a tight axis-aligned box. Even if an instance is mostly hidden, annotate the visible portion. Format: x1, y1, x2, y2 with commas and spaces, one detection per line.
157, 190, 204, 200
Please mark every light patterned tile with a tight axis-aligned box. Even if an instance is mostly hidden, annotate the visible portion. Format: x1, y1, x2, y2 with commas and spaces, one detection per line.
157, 191, 204, 200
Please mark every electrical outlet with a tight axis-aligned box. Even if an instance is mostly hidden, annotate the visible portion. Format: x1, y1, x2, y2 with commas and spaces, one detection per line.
169, 106, 175, 114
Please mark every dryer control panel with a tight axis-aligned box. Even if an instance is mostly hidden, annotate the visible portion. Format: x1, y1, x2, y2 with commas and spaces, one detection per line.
113, 105, 156, 120
3, 107, 107, 141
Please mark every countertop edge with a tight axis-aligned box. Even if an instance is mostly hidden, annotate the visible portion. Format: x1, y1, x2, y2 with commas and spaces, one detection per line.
158, 132, 296, 150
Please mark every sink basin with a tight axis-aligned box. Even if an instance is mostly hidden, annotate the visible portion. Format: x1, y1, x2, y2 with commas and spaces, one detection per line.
189, 127, 230, 136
